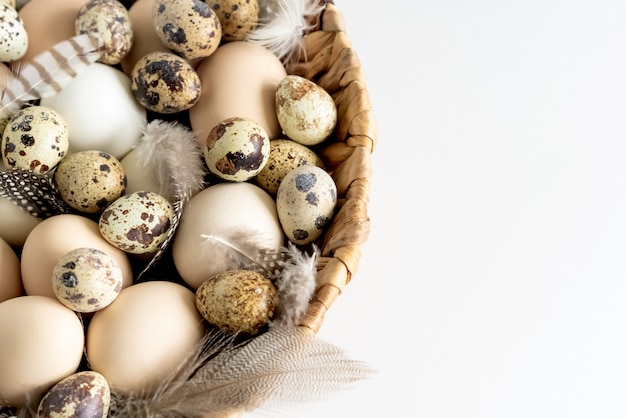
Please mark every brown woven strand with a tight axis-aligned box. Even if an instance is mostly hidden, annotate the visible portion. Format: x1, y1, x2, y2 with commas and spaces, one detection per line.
290, 3, 377, 335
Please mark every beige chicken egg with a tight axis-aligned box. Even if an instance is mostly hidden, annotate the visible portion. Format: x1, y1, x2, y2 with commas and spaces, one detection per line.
51, 247, 123, 313
152, 0, 222, 61
54, 150, 126, 214
1, 106, 69, 174
75, 0, 134, 65
255, 139, 324, 195
98, 190, 174, 255
206, 0, 259, 41
275, 74, 338, 146
130, 51, 201, 114
276, 164, 337, 245
0, 236, 22, 303
204, 116, 270, 182
0, 3, 27, 61
37, 371, 111, 418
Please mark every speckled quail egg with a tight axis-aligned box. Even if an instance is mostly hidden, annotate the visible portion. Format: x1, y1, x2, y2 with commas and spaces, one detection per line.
276, 164, 337, 245
152, 0, 222, 61
130, 51, 201, 114
37, 371, 110, 418
51, 247, 123, 313
75, 0, 134, 65
99, 190, 174, 255
1, 106, 69, 174
195, 269, 278, 335
275, 75, 338, 146
255, 138, 324, 195
206, 0, 259, 41
54, 150, 127, 214
0, 3, 27, 62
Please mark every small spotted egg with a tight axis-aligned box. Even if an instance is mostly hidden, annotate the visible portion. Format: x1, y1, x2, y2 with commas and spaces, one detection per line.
255, 138, 324, 195
195, 269, 278, 335
276, 165, 337, 245
1, 105, 69, 174
206, 0, 259, 42
54, 150, 127, 214
51, 247, 123, 313
37, 371, 111, 418
275, 75, 338, 146
98, 190, 174, 255
130, 51, 201, 114
152, 0, 222, 61
75, 0, 134, 65
204, 116, 270, 182
0, 3, 27, 62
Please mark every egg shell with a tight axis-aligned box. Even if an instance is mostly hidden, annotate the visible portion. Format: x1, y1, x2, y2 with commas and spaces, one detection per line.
0, 295, 85, 407
255, 138, 324, 195
20, 214, 133, 299
54, 150, 127, 214
86, 281, 205, 395
118, 146, 161, 195
75, 0, 134, 65
196, 269, 278, 335
131, 51, 202, 114
40, 63, 147, 160
275, 74, 338, 146
1, 106, 69, 174
172, 182, 284, 289
0, 195, 41, 246
0, 3, 27, 61
99, 190, 174, 255
276, 165, 337, 245
152, 0, 222, 61
51, 247, 123, 313
0, 236, 22, 303
37, 371, 110, 418
204, 116, 270, 182
206, 0, 259, 42
189, 40, 286, 148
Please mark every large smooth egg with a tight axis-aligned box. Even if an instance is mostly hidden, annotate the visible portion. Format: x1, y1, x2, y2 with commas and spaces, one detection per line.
0, 236, 22, 303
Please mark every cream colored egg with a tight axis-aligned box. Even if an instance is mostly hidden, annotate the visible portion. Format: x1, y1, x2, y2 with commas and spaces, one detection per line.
1, 106, 69, 174
52, 247, 123, 313
54, 150, 127, 214
119, 147, 161, 195
0, 236, 22, 303
172, 182, 284, 289
0, 295, 85, 408
0, 196, 41, 246
0, 3, 27, 62
255, 139, 324, 195
37, 371, 110, 418
276, 165, 337, 245
152, 0, 222, 61
275, 75, 338, 146
86, 281, 205, 395
204, 116, 270, 182
40, 63, 147, 160
206, 0, 259, 42
99, 191, 174, 255
75, 0, 134, 65
20, 214, 133, 299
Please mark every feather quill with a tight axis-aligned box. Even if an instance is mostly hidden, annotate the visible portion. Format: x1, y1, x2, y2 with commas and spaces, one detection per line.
0, 32, 104, 119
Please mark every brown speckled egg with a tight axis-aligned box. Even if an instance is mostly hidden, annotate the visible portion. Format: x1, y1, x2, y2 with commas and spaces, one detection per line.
98, 190, 174, 255
204, 116, 270, 182
52, 247, 123, 313
0, 3, 27, 62
206, 0, 259, 41
196, 269, 278, 335
275, 75, 338, 146
1, 106, 69, 174
75, 0, 134, 65
276, 164, 337, 245
130, 51, 201, 114
54, 150, 127, 214
37, 371, 110, 418
152, 0, 222, 61
255, 139, 324, 195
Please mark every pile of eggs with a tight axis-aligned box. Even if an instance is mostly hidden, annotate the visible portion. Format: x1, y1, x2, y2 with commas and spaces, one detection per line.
0, 0, 339, 414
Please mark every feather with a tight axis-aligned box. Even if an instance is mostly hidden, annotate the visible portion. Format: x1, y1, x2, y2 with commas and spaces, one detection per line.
108, 327, 375, 417
247, 0, 325, 63
0, 32, 104, 119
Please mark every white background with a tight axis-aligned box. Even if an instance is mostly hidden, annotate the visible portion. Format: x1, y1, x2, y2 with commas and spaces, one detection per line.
250, 0, 626, 417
